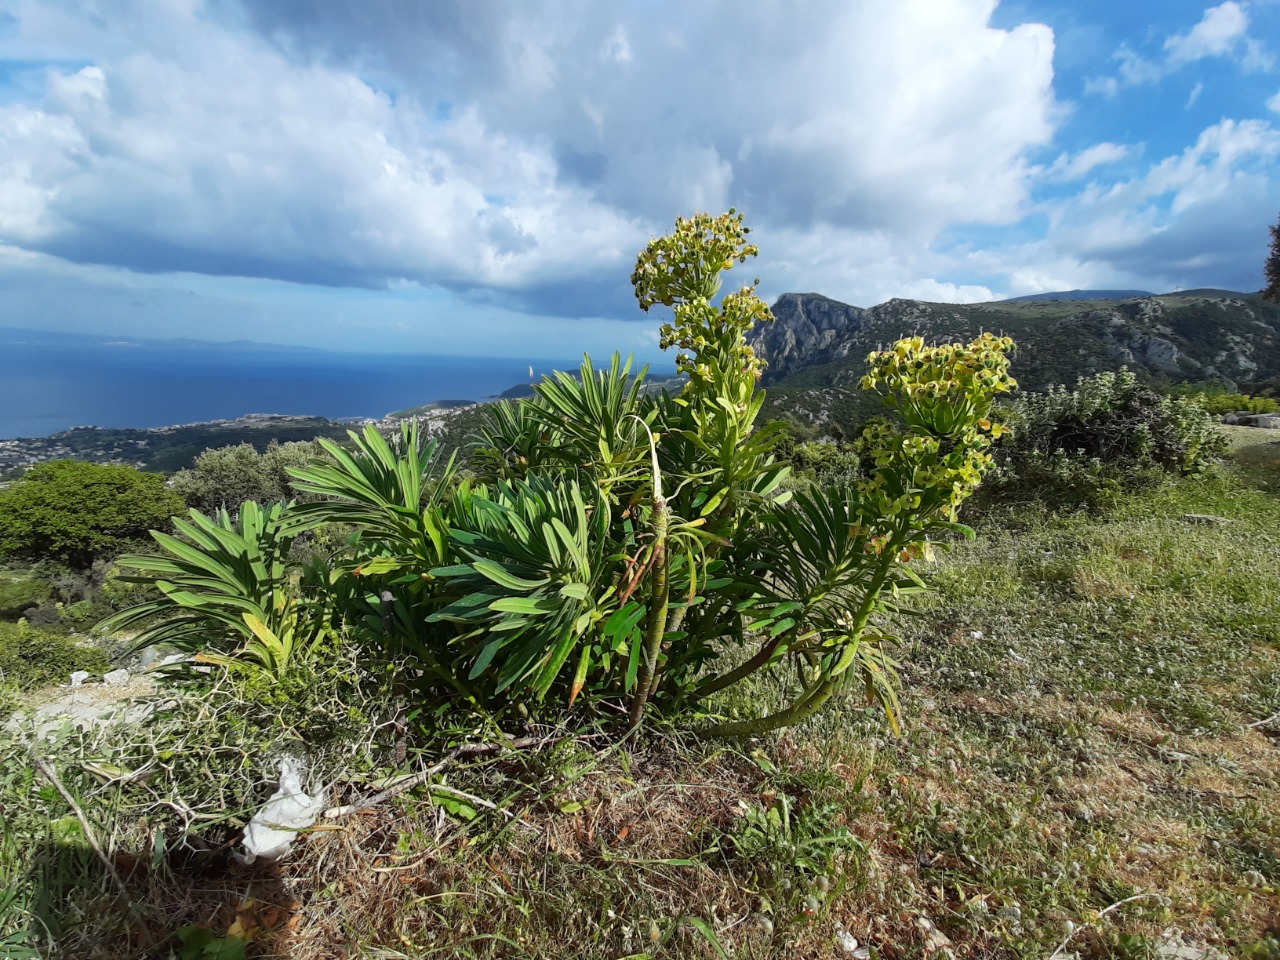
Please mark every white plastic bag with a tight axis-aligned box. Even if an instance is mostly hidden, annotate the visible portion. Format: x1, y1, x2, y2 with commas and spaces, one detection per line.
239, 756, 325, 864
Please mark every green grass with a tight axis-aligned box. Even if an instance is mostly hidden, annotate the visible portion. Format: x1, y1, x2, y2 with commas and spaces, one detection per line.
1, 429, 1277, 958
860, 427, 1280, 954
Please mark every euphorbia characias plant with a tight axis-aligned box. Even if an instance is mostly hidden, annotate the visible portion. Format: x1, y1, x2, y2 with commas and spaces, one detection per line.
695, 333, 1016, 735
112, 210, 1016, 739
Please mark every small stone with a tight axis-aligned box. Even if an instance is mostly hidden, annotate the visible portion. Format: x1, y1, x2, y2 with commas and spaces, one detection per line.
836, 927, 860, 954
1156, 938, 1230, 960
970, 630, 985, 640
998, 905, 1022, 922
69, 671, 90, 688
102, 668, 130, 687
915, 916, 954, 956
1242, 869, 1267, 888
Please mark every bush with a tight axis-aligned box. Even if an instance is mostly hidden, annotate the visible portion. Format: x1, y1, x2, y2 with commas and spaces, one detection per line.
109, 212, 1017, 739
1199, 393, 1280, 416
787, 440, 861, 487
105, 502, 339, 678
0, 620, 111, 689
0, 460, 184, 567
0, 577, 52, 620
1173, 382, 1280, 415
980, 369, 1228, 512
170, 440, 324, 514
0, 562, 150, 635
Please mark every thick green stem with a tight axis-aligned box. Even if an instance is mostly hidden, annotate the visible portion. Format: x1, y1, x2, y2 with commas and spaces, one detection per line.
692, 630, 787, 701
702, 531, 903, 738
646, 603, 687, 699
628, 496, 669, 728
702, 674, 840, 737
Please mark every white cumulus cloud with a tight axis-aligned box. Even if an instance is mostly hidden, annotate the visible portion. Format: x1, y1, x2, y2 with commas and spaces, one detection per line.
1046, 143, 1132, 181
0, 0, 1059, 317
1087, 1, 1268, 95
1038, 118, 1280, 290
1164, 1, 1247, 64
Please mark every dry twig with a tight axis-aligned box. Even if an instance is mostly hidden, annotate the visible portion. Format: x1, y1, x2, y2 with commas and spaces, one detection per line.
323, 735, 562, 819
1047, 893, 1171, 960
33, 755, 130, 898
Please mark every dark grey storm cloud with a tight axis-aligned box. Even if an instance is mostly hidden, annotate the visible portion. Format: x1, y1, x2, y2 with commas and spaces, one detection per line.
1080, 186, 1275, 291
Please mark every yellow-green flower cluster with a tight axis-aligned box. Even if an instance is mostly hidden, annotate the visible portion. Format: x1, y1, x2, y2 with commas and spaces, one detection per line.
853, 334, 1018, 526
860, 333, 1016, 438
659, 286, 773, 386
632, 210, 758, 312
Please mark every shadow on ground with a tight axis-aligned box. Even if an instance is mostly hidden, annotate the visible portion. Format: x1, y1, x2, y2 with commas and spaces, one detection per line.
11, 838, 298, 960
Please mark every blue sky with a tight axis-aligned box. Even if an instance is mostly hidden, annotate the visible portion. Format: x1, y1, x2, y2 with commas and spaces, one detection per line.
0, 0, 1278, 359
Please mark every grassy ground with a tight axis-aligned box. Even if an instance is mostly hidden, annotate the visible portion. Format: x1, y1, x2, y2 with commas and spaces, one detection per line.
1, 429, 1277, 959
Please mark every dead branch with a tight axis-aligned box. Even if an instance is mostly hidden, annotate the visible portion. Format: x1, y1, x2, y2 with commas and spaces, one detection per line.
322, 735, 563, 820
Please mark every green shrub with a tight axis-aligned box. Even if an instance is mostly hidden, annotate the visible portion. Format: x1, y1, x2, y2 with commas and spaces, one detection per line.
0, 460, 184, 567
231, 638, 406, 746
0, 577, 52, 620
108, 212, 1017, 738
0, 621, 111, 690
1182, 389, 1280, 416
787, 440, 861, 487
104, 501, 339, 679
0, 682, 18, 718
170, 440, 324, 513
981, 369, 1228, 512
727, 791, 860, 879
57, 600, 113, 633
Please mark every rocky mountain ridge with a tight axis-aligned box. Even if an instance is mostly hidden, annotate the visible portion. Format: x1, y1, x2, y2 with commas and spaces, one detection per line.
753, 290, 1279, 389
749, 289, 1280, 430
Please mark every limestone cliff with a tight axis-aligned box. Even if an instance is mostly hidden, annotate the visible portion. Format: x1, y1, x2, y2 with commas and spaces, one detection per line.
751, 290, 1280, 393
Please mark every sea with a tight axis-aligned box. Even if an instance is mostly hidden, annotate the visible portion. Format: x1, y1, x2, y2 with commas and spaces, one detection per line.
0, 329, 599, 439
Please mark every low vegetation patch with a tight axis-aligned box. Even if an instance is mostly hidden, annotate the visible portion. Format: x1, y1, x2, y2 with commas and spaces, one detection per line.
0, 621, 110, 704
975, 368, 1227, 516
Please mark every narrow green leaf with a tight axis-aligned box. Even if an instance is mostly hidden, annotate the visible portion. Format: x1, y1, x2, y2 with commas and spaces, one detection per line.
469, 636, 506, 679
603, 601, 646, 640
427, 564, 475, 578
684, 918, 729, 959
568, 643, 592, 707
699, 487, 727, 517
534, 629, 579, 697
767, 617, 797, 637
472, 559, 550, 591
490, 596, 561, 615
